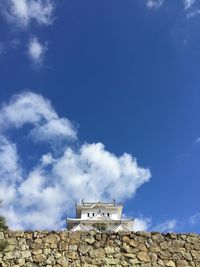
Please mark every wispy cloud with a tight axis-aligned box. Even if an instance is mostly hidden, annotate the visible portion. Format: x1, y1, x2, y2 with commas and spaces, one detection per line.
195, 137, 200, 144
183, 0, 200, 19
0, 91, 151, 230
187, 9, 200, 19
184, 0, 196, 10
189, 213, 200, 225
146, 0, 164, 10
145, 0, 200, 20
0, 0, 55, 29
152, 219, 177, 233
132, 217, 178, 232
28, 37, 47, 67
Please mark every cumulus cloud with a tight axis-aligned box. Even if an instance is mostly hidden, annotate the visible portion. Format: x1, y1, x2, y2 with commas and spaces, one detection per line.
0, 0, 55, 28
146, 0, 164, 9
153, 219, 177, 233
28, 37, 47, 66
0, 91, 151, 230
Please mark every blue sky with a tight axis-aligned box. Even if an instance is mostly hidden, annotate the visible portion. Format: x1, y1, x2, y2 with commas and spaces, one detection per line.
0, 0, 200, 232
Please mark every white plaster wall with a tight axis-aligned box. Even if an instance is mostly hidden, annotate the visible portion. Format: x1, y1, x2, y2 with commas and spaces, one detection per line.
81, 208, 119, 219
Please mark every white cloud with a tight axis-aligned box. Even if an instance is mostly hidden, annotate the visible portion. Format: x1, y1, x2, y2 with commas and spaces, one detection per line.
133, 217, 151, 231
1, 0, 55, 28
0, 91, 77, 142
0, 1, 55, 65
8, 143, 150, 230
0, 136, 21, 205
184, 0, 196, 10
0, 91, 151, 230
0, 136, 21, 183
146, 0, 164, 9
31, 118, 77, 143
28, 37, 47, 66
52, 143, 151, 201
153, 219, 177, 232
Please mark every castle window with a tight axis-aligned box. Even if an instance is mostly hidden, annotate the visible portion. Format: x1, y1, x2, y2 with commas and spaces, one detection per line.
87, 213, 90, 217
93, 213, 95, 216
107, 213, 110, 217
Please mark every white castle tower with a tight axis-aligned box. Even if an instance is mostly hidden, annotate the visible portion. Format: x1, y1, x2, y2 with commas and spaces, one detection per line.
67, 200, 134, 232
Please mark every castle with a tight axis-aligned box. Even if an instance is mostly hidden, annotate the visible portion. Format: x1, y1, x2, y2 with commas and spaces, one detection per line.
67, 200, 134, 232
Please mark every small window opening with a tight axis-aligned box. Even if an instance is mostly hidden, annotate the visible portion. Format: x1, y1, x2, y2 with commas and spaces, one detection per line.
102, 212, 104, 215
93, 212, 95, 216
107, 213, 110, 217
87, 213, 90, 217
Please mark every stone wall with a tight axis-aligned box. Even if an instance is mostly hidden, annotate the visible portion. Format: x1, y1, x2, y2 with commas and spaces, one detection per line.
0, 230, 200, 266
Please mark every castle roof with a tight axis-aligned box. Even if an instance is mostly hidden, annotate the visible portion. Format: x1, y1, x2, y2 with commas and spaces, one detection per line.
75, 200, 123, 218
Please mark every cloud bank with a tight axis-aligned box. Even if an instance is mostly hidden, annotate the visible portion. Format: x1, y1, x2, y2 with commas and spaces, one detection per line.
0, 91, 151, 230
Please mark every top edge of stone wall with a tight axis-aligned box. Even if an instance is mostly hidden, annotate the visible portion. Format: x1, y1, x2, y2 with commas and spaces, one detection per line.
0, 230, 199, 237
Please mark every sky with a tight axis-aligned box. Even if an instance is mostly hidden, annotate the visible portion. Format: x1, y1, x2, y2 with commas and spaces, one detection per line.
0, 0, 200, 233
